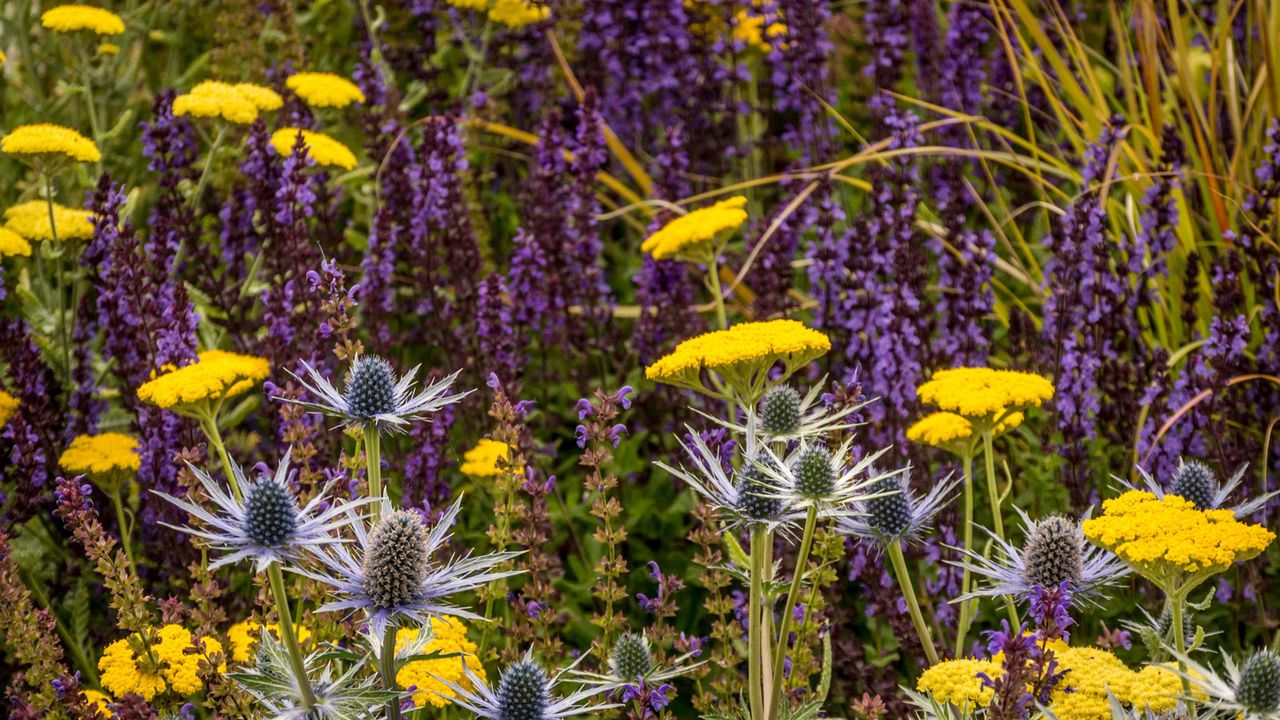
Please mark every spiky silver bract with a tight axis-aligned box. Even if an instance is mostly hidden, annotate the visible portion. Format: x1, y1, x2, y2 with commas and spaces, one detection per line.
835, 466, 957, 547
154, 448, 371, 572
1167, 648, 1280, 719
434, 649, 620, 720
570, 632, 703, 689
230, 629, 398, 720
654, 420, 806, 532
1119, 459, 1276, 519
751, 437, 892, 512
280, 355, 472, 434
952, 507, 1130, 605
296, 496, 523, 637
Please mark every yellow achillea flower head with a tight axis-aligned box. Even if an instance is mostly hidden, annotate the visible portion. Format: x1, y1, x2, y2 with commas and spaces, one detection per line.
173, 81, 260, 125
487, 0, 551, 27
0, 50, 6, 65
270, 128, 358, 171
234, 83, 284, 111
136, 349, 270, 415
82, 689, 112, 715
645, 319, 830, 401
0, 391, 18, 427
917, 367, 1054, 422
732, 9, 787, 52
41, 5, 125, 36
0, 228, 33, 257
285, 72, 366, 108
1082, 490, 1273, 589
1048, 646, 1136, 720
99, 625, 222, 700
2, 124, 101, 164
98, 42, 119, 55
395, 617, 484, 708
60, 432, 141, 476
1128, 664, 1187, 714
916, 658, 999, 708
227, 619, 312, 663
641, 196, 748, 262
907, 410, 1022, 452
4, 201, 95, 242
460, 439, 518, 478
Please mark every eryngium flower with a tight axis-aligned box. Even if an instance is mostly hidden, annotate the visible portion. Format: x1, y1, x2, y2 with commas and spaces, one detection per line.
1168, 648, 1280, 719
231, 628, 399, 720
752, 438, 891, 511
655, 422, 805, 531
155, 448, 369, 572
570, 632, 702, 689
282, 355, 472, 433
610, 634, 653, 680
697, 378, 866, 441
297, 496, 522, 636
759, 385, 802, 435
435, 650, 618, 720
955, 508, 1130, 605
836, 467, 956, 546
1122, 459, 1276, 519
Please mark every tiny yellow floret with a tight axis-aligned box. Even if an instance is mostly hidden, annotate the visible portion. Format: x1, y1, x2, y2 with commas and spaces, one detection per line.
4, 201, 95, 242
2, 124, 101, 164
41, 5, 125, 36
270, 128, 357, 170
641, 196, 748, 261
285, 72, 366, 108
136, 350, 270, 412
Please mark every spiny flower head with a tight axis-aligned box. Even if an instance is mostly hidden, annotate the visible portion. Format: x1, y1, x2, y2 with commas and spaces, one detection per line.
137, 349, 270, 416
641, 196, 747, 262
735, 456, 786, 522
1082, 490, 1274, 586
227, 619, 312, 663
792, 444, 834, 500
461, 439, 520, 478
2, 124, 101, 164
759, 385, 802, 435
99, 625, 222, 700
270, 128, 358, 170
363, 510, 430, 611
1238, 651, 1280, 713
41, 5, 125, 35
610, 634, 654, 680
173, 81, 261, 124
282, 356, 471, 433
838, 466, 958, 547
0, 228, 32, 257
863, 471, 911, 539
497, 659, 551, 720
645, 320, 830, 402
59, 433, 140, 481
286, 71, 366, 108
4, 201, 95, 241
395, 617, 483, 708
1022, 515, 1085, 590
916, 367, 1054, 421
243, 480, 298, 546
1171, 460, 1215, 510
0, 390, 17, 427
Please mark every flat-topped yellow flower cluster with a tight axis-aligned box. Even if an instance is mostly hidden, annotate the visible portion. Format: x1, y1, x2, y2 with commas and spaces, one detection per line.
918, 644, 1189, 720
286, 72, 366, 109
137, 350, 270, 412
460, 438, 519, 478
645, 319, 830, 400
907, 410, 1023, 450
1082, 490, 1274, 581
270, 128, 358, 170
174, 81, 282, 125
41, 5, 125, 35
395, 617, 484, 708
227, 619, 313, 663
3, 201, 95, 241
2, 124, 101, 164
641, 196, 748, 262
59, 432, 140, 476
917, 367, 1055, 420
99, 625, 223, 701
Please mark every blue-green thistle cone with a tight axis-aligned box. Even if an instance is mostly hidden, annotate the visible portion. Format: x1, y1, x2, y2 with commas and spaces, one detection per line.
244, 480, 298, 546
1021, 516, 1083, 590
610, 633, 653, 679
794, 445, 834, 500
345, 355, 398, 418
736, 457, 783, 522
760, 385, 801, 435
496, 659, 550, 720
865, 473, 910, 539
1171, 461, 1215, 510
363, 510, 427, 610
1237, 650, 1280, 712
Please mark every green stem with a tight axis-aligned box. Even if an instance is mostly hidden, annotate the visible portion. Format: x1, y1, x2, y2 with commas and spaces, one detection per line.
982, 431, 1020, 629
109, 487, 136, 577
43, 177, 73, 388
767, 506, 818, 719
363, 424, 383, 520
74, 42, 102, 148
887, 541, 940, 666
267, 563, 316, 711
198, 410, 242, 502
381, 625, 402, 720
954, 451, 975, 658
707, 258, 729, 331
748, 525, 767, 720
458, 17, 494, 100
1170, 593, 1198, 720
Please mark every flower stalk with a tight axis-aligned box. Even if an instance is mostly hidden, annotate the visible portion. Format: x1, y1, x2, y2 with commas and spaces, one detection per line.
767, 505, 818, 719
266, 562, 316, 711
886, 540, 939, 666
